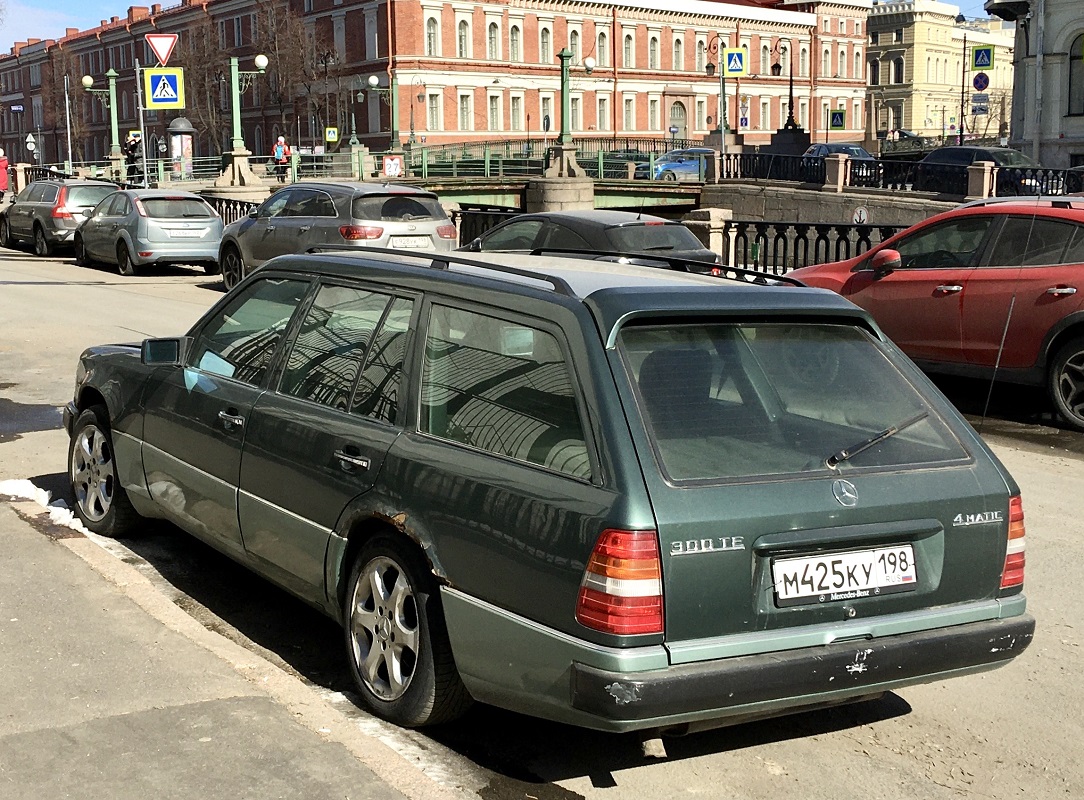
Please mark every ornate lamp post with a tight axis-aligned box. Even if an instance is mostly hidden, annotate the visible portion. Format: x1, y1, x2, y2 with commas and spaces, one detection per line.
81, 69, 122, 175
228, 54, 268, 153
408, 77, 425, 146
367, 74, 401, 148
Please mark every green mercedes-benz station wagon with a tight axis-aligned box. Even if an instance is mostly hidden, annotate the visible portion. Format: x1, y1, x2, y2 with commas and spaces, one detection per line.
64, 248, 1034, 734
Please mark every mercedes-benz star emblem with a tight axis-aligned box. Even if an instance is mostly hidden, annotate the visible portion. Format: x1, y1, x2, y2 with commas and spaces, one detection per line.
832, 479, 858, 507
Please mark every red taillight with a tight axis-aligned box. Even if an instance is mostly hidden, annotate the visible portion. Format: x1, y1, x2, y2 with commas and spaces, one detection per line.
576, 529, 663, 635
133, 198, 148, 217
51, 186, 72, 219
436, 224, 458, 240
339, 225, 383, 240
1000, 495, 1026, 589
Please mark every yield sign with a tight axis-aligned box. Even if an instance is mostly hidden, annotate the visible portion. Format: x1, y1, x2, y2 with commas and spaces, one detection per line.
145, 33, 178, 66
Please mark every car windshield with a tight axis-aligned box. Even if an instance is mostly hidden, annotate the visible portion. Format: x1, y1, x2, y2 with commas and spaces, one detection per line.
992, 150, 1039, 167
607, 224, 705, 252
67, 185, 117, 207
832, 146, 872, 158
619, 322, 968, 483
141, 197, 214, 218
352, 194, 447, 222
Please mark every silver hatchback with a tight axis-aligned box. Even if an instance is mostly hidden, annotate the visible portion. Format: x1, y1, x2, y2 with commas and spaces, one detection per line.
217, 181, 458, 290
74, 189, 223, 276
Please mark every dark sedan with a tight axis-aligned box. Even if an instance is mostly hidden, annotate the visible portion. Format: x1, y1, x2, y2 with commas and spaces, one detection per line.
460, 209, 720, 267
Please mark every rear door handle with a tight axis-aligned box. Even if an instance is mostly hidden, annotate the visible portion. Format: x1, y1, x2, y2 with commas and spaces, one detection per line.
935, 285, 963, 294
334, 449, 371, 471
218, 410, 245, 429
299, 225, 311, 232
1046, 286, 1077, 296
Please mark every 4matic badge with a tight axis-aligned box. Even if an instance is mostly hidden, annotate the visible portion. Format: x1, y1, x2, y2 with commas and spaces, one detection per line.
952, 510, 1004, 527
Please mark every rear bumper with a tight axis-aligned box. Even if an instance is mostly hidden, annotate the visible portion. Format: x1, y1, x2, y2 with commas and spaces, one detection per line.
570, 614, 1034, 727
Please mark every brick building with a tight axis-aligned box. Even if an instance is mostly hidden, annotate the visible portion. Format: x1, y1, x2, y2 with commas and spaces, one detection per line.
0, 0, 872, 167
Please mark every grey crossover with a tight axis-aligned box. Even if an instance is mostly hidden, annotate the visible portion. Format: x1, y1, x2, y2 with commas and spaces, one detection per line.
0, 178, 119, 257
217, 181, 457, 290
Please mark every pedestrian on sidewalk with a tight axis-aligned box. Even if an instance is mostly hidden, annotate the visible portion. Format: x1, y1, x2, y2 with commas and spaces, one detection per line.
271, 136, 291, 183
0, 148, 9, 203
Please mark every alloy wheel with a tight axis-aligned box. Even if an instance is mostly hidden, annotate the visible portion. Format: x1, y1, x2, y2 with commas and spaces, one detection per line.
71, 423, 115, 523
347, 555, 420, 702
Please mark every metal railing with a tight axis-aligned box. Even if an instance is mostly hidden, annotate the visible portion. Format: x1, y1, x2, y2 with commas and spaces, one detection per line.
202, 195, 260, 225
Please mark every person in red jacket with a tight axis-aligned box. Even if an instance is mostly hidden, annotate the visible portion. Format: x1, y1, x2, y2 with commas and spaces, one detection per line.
0, 148, 9, 202
271, 136, 291, 183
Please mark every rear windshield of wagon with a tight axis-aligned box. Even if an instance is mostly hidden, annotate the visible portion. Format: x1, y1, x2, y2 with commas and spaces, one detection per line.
618, 322, 969, 483
352, 194, 448, 222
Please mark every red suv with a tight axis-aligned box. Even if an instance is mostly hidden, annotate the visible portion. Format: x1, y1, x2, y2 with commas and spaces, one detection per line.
791, 202, 1084, 430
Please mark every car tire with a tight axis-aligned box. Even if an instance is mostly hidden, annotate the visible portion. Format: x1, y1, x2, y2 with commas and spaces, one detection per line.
221, 245, 245, 291
661, 170, 677, 182
1049, 337, 1084, 432
33, 224, 51, 257
343, 535, 472, 727
203, 260, 221, 276
69, 405, 141, 538
0, 217, 12, 249
116, 242, 136, 276
74, 234, 92, 267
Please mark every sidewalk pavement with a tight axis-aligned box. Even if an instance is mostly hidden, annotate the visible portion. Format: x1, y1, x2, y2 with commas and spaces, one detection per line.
0, 500, 466, 800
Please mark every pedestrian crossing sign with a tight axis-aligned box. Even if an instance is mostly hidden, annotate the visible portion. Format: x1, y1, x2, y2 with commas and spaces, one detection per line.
143, 67, 185, 110
830, 109, 846, 130
723, 48, 748, 77
971, 46, 993, 70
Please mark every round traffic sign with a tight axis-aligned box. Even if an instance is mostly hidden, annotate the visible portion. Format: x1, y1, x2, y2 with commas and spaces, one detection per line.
973, 72, 990, 92
852, 206, 869, 225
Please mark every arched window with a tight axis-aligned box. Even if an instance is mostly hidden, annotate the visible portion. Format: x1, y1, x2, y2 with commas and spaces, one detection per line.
893, 56, 904, 84
426, 18, 439, 57
540, 28, 551, 63
510, 26, 521, 62
673, 38, 683, 70
457, 20, 469, 58
488, 22, 499, 60
649, 36, 659, 69
570, 30, 580, 62
821, 47, 830, 75
838, 50, 846, 77
597, 32, 608, 66
855, 51, 862, 79
927, 57, 932, 82
696, 40, 706, 72
870, 59, 880, 85
624, 34, 633, 67
800, 46, 809, 77
1071, 34, 1084, 114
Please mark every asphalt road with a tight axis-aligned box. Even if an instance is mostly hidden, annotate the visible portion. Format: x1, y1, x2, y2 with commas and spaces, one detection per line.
1, 251, 1081, 799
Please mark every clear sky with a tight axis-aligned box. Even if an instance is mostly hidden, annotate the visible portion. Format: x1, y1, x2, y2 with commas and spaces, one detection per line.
0, 0, 996, 53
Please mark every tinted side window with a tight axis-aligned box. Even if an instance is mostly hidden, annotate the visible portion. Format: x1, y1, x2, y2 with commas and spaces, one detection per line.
987, 217, 1080, 267
420, 305, 591, 479
39, 184, 59, 203
279, 285, 392, 410
537, 223, 591, 249
105, 194, 130, 216
189, 278, 308, 385
894, 218, 991, 269
480, 219, 544, 250
258, 191, 291, 218
26, 184, 47, 202
352, 297, 414, 424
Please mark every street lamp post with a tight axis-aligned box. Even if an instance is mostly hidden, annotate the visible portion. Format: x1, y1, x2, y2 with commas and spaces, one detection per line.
367, 74, 402, 148
228, 54, 268, 153
81, 69, 122, 174
958, 31, 968, 146
408, 77, 425, 146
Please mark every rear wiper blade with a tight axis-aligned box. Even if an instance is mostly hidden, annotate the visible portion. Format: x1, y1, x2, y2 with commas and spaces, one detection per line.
640, 245, 675, 251
825, 411, 929, 468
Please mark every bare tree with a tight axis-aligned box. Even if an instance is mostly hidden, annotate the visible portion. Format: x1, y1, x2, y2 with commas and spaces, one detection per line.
40, 44, 89, 163
172, 15, 230, 154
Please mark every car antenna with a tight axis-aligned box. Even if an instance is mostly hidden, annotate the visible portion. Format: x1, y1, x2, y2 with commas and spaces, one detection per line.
636, 193, 646, 220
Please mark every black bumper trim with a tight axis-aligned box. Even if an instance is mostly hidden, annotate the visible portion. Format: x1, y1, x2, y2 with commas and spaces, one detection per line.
571, 615, 1035, 722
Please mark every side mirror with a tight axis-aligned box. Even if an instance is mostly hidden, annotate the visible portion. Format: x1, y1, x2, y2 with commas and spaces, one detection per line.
467, 238, 482, 252
82, 208, 94, 218
141, 336, 191, 366
871, 248, 902, 279
248, 208, 259, 219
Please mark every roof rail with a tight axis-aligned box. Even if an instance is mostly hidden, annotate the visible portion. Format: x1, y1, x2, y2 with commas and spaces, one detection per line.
957, 195, 1084, 210
527, 247, 804, 287
302, 245, 575, 296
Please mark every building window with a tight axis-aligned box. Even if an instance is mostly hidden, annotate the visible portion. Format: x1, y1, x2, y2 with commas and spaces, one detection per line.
541, 28, 552, 63
510, 26, 521, 62
696, 40, 706, 72
838, 50, 846, 78
649, 98, 659, 129
511, 96, 522, 130
624, 97, 634, 129
426, 18, 439, 57
427, 93, 441, 129
800, 47, 809, 77
761, 44, 770, 74
488, 22, 499, 60
894, 29, 903, 43
1071, 34, 1084, 115
570, 97, 580, 130
893, 57, 904, 84
541, 95, 552, 130
649, 36, 659, 70
458, 21, 470, 58
570, 30, 580, 62
870, 32, 879, 46
458, 94, 472, 130
856, 22, 861, 36
489, 95, 500, 130
696, 99, 705, 129
870, 59, 880, 85
800, 100, 808, 128
624, 34, 633, 68
855, 52, 862, 78
822, 48, 830, 75
598, 97, 608, 130
597, 33, 608, 66
673, 39, 683, 71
